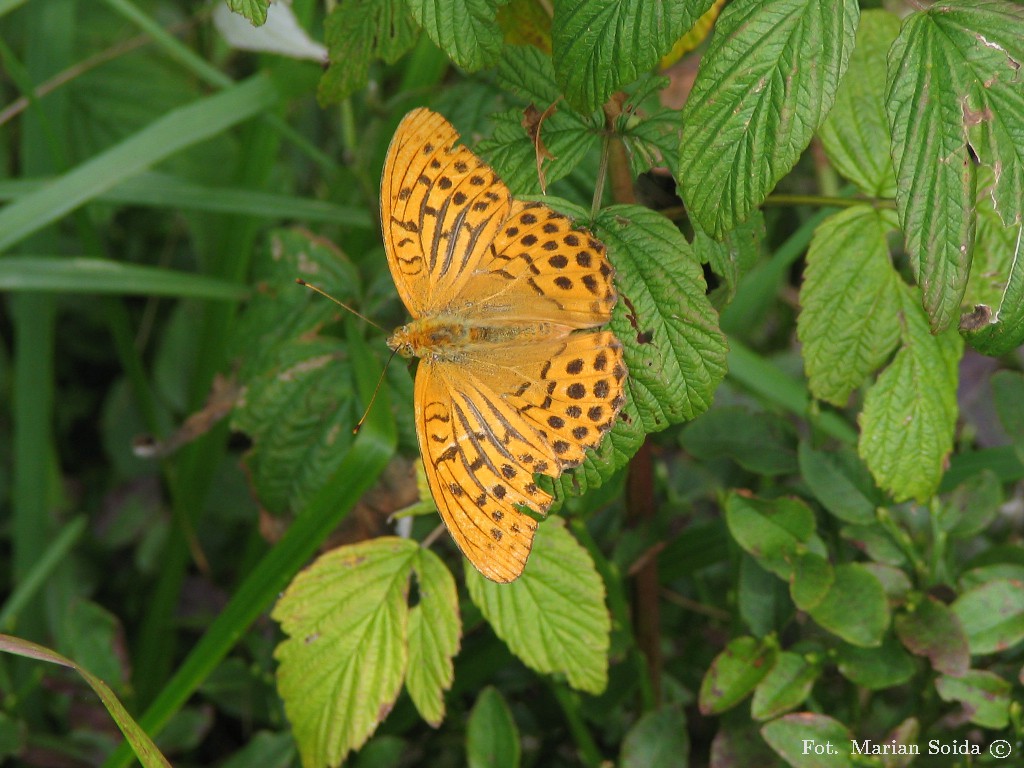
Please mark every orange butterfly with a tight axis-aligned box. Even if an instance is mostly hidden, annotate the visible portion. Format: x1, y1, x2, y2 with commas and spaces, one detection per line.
381, 109, 626, 582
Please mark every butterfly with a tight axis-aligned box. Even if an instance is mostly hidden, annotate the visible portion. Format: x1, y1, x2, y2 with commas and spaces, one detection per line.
381, 108, 627, 582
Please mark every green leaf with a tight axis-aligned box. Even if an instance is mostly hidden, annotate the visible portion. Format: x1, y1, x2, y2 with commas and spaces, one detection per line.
725, 493, 816, 580
935, 670, 1012, 729
951, 578, 1024, 655
698, 636, 776, 715
319, 0, 419, 105
551, 0, 716, 113
894, 596, 970, 676
620, 705, 690, 768
807, 564, 889, 647
797, 443, 878, 526
0, 257, 249, 300
839, 524, 907, 568
67, 600, 127, 689
751, 652, 818, 721
272, 538, 420, 767
405, 0, 503, 71
789, 553, 834, 612
679, 0, 859, 236
761, 713, 854, 768
937, 469, 1002, 539
494, 44, 562, 107
858, 284, 962, 503
232, 337, 358, 515
465, 517, 610, 694
692, 212, 765, 310
596, 204, 728, 431
477, 108, 597, 196
0, 634, 171, 768
406, 549, 461, 726
817, 10, 900, 196
993, 371, 1024, 464
226, 0, 269, 26
797, 207, 902, 406
835, 635, 916, 691
884, 4, 1023, 330
934, 1, 1024, 229
617, 76, 685, 181
680, 407, 797, 476
467, 687, 520, 768
0, 75, 279, 254
963, 218, 1024, 355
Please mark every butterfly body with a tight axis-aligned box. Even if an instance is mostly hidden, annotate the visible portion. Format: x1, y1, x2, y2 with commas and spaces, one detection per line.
381, 108, 627, 582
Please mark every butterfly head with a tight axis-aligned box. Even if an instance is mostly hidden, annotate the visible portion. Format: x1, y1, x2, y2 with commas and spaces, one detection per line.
387, 325, 417, 358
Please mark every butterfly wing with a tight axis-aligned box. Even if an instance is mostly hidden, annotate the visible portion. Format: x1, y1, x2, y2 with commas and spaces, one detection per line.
416, 332, 627, 582
381, 108, 512, 317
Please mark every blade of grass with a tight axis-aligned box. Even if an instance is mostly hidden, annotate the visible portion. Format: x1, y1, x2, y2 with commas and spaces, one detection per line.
0, 75, 279, 253
0, 257, 250, 299
0, 174, 373, 227
99, 0, 336, 173
101, 324, 397, 768
0, 635, 172, 768
0, 517, 87, 632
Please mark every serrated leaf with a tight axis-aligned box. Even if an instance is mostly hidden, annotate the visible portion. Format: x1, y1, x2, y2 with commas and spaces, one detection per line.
935, 1, 1024, 228
858, 284, 962, 502
679, 0, 859, 237
962, 219, 1024, 355
834, 635, 916, 690
725, 493, 815, 580
231, 229, 361, 373
691, 211, 764, 310
680, 406, 797, 476
465, 517, 610, 694
232, 337, 358, 515
319, 0, 418, 105
272, 538, 420, 768
495, 44, 562, 107
595, 204, 727, 432
467, 687, 520, 768
818, 10, 900, 196
552, 0, 716, 113
620, 705, 690, 768
406, 549, 461, 726
751, 652, 818, 721
951, 578, 1024, 655
617, 76, 685, 180
797, 443, 879, 526
882, 2, 1024, 330
761, 714, 855, 768
935, 670, 1011, 729
406, 0, 503, 71
798, 206, 902, 406
477, 108, 597, 196
894, 596, 970, 677
807, 564, 889, 647
699, 636, 776, 716
227, 0, 269, 26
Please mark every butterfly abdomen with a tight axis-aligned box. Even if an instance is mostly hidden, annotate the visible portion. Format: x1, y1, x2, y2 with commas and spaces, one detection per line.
388, 318, 562, 360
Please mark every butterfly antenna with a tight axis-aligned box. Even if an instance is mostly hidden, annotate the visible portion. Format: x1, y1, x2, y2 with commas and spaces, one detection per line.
295, 278, 386, 332
353, 347, 400, 435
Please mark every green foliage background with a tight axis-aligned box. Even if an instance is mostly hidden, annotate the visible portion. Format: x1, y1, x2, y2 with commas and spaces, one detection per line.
1, 0, 1023, 767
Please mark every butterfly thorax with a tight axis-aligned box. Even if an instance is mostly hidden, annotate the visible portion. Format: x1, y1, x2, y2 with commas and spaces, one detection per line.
388, 317, 557, 360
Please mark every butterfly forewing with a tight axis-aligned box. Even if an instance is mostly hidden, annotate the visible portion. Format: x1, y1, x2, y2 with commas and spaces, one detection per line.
382, 109, 512, 316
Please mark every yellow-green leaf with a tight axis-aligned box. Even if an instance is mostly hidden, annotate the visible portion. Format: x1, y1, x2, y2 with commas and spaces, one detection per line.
465, 517, 610, 694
